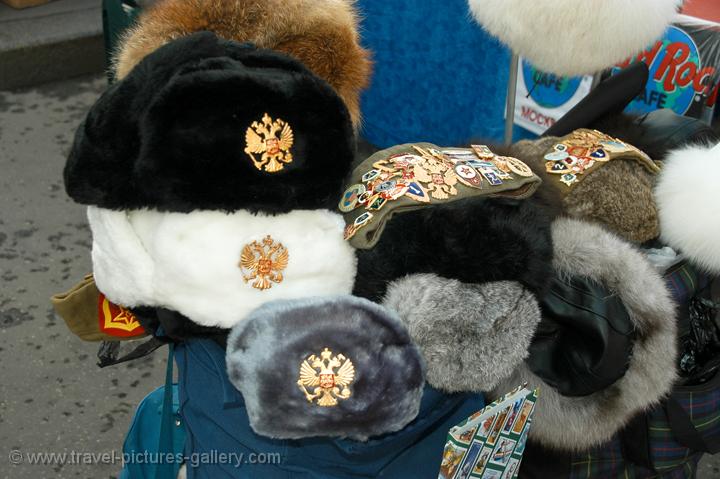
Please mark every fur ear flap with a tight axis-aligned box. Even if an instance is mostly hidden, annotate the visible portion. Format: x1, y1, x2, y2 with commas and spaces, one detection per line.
656, 142, 720, 274
114, 0, 372, 127
468, 0, 681, 76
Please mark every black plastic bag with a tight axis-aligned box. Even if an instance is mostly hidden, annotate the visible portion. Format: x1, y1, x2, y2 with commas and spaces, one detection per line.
679, 296, 720, 384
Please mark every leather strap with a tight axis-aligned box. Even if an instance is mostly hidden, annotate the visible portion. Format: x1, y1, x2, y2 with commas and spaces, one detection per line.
619, 412, 655, 471
97, 337, 167, 368
544, 63, 648, 138
157, 344, 177, 479
665, 397, 720, 454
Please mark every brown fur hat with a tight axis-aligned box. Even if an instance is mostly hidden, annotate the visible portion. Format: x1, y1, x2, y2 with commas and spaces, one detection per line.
512, 134, 660, 244
113, 0, 372, 127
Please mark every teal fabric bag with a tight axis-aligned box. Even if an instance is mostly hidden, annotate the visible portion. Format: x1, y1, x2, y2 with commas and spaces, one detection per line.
120, 346, 186, 479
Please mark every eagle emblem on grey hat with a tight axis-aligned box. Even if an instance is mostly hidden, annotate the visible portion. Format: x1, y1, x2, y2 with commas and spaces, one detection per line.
298, 348, 355, 407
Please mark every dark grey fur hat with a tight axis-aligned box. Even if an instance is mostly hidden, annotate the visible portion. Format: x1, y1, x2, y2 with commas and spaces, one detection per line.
226, 296, 425, 441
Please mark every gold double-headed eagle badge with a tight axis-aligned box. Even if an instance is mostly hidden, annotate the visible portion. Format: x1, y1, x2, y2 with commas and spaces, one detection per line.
244, 113, 294, 173
297, 348, 355, 407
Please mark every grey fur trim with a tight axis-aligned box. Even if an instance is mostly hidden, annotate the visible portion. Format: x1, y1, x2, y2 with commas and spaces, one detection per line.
383, 275, 541, 393
493, 217, 678, 451
226, 296, 425, 441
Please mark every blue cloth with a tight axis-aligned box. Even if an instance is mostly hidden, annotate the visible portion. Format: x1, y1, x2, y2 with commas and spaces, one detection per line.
356, 0, 513, 147
175, 338, 485, 478
120, 383, 186, 479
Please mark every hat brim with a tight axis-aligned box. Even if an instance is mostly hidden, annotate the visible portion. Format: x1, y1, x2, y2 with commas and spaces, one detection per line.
88, 206, 357, 329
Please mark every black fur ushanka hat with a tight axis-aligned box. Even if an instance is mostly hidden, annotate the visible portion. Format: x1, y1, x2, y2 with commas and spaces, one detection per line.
65, 31, 355, 214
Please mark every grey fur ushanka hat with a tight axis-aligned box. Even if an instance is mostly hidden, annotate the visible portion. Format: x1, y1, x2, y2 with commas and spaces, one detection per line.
383, 275, 542, 393
226, 296, 425, 441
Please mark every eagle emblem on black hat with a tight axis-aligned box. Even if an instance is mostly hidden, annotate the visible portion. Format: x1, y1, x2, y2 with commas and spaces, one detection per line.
244, 113, 295, 173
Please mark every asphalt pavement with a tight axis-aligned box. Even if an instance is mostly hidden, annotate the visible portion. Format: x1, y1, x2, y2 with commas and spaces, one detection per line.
0, 75, 166, 479
0, 74, 719, 479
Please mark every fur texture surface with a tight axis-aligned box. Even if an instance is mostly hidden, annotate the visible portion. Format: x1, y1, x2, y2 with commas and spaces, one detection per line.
66, 33, 355, 214
492, 217, 678, 451
353, 196, 555, 301
383, 274, 541, 393
565, 161, 658, 243
512, 137, 659, 243
89, 206, 357, 328
468, 0, 681, 76
656, 142, 720, 273
114, 0, 371, 127
226, 296, 425, 441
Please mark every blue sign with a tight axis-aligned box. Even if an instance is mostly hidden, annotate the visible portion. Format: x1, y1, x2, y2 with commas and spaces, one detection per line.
618, 26, 703, 116
522, 61, 584, 109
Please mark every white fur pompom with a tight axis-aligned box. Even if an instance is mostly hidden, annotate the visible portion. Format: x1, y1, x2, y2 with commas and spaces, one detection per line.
656, 142, 720, 274
468, 0, 681, 76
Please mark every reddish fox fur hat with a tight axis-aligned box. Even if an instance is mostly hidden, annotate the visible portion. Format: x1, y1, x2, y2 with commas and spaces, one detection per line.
113, 0, 372, 127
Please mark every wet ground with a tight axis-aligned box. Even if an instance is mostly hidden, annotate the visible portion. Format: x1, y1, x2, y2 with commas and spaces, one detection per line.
0, 75, 166, 479
0, 74, 718, 479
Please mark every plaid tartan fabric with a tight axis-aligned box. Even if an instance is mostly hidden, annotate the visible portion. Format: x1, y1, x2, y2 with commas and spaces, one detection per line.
664, 261, 710, 306
560, 263, 716, 478
648, 373, 720, 472
663, 261, 713, 347
648, 408, 706, 475
569, 439, 629, 478
567, 437, 702, 478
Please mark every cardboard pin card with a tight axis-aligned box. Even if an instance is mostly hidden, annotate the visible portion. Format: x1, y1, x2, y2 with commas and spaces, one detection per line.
439, 386, 538, 479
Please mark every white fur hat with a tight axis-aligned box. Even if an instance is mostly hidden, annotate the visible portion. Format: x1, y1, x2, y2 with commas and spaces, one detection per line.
656, 142, 720, 274
88, 207, 357, 329
468, 0, 682, 76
